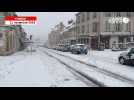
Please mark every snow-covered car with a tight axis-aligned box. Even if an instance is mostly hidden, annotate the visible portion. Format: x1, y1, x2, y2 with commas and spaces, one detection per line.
69, 45, 75, 52
60, 45, 69, 52
70, 44, 88, 54
118, 48, 134, 65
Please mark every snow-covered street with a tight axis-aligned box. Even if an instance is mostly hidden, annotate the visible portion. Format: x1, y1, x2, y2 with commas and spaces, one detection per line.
0, 45, 134, 87
0, 46, 88, 87
47, 48, 134, 82
41, 47, 134, 87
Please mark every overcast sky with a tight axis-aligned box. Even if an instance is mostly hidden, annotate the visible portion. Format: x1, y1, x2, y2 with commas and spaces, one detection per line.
16, 12, 77, 42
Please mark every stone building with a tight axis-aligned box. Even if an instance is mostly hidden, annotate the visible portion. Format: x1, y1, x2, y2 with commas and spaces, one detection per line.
48, 22, 65, 48
75, 12, 134, 49
0, 12, 27, 55
59, 21, 76, 45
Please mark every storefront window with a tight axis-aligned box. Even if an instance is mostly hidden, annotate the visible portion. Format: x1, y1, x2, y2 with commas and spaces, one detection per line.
127, 37, 131, 42
119, 37, 124, 43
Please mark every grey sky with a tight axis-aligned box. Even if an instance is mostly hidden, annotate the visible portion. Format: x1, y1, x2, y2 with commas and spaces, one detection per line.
16, 12, 77, 42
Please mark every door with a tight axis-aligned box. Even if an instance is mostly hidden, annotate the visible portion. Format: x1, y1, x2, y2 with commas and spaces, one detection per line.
91, 37, 98, 49
101, 36, 110, 49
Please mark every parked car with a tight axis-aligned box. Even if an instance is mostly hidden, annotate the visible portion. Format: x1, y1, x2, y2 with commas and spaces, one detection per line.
118, 48, 134, 65
60, 45, 68, 52
69, 45, 75, 52
70, 44, 88, 54
56, 45, 62, 51
55, 44, 70, 52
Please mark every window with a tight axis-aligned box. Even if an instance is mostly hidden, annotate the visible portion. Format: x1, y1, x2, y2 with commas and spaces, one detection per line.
87, 24, 89, 33
127, 37, 131, 42
126, 22, 131, 32
126, 12, 131, 17
0, 20, 4, 25
0, 33, 3, 38
105, 21, 111, 32
81, 13, 85, 22
77, 26, 80, 33
93, 12, 97, 19
105, 12, 111, 17
92, 22, 98, 32
81, 25, 85, 33
115, 12, 121, 17
115, 23, 122, 32
0, 17, 4, 25
87, 12, 90, 20
77, 15, 80, 24
4, 12, 9, 16
119, 37, 124, 43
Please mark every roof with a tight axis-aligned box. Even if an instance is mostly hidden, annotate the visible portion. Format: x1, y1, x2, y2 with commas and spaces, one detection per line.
60, 23, 75, 34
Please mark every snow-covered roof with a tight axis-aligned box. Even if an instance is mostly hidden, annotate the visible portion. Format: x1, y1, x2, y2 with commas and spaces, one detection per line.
60, 23, 75, 34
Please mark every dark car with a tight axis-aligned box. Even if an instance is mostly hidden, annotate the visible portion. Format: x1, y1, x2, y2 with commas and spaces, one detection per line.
71, 44, 88, 54
118, 48, 134, 65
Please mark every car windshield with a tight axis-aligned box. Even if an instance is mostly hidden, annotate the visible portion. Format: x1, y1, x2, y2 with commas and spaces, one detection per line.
130, 48, 134, 53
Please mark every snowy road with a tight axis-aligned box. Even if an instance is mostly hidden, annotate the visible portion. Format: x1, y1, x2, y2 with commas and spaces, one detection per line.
0, 46, 134, 87
0, 47, 95, 87
46, 48, 134, 82
42, 47, 134, 87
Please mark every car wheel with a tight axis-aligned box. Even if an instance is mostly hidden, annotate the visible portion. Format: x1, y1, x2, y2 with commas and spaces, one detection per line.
119, 57, 126, 65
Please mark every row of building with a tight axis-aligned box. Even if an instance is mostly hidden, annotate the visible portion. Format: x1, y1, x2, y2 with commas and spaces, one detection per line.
0, 12, 27, 55
48, 12, 134, 50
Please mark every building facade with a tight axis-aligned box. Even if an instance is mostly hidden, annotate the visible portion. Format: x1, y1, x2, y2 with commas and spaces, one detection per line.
0, 12, 27, 55
76, 12, 134, 49
48, 22, 65, 48
59, 21, 76, 45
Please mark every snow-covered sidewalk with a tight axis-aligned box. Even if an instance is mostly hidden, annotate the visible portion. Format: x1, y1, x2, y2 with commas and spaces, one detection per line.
0, 48, 87, 87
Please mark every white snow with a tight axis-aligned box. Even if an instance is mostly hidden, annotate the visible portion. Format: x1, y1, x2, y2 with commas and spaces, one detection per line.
0, 47, 87, 87
47, 48, 134, 80
1, 45, 134, 87
44, 48, 134, 87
